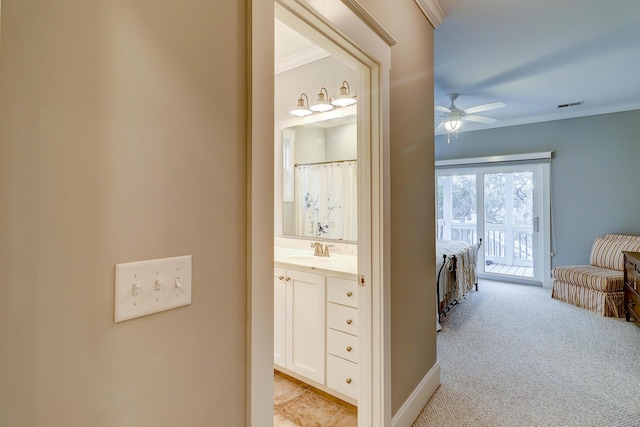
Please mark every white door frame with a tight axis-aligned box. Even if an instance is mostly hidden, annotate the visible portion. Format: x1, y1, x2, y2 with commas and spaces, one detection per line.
436, 158, 551, 287
248, 1, 393, 426
478, 163, 547, 285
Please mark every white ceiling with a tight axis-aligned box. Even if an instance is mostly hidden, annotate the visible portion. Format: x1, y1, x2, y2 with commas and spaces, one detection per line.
275, 19, 329, 75
434, 0, 640, 134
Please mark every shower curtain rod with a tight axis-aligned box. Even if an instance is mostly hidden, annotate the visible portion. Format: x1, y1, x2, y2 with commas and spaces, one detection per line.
295, 159, 357, 167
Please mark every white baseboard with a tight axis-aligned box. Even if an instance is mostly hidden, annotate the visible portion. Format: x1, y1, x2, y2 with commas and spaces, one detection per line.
391, 361, 441, 427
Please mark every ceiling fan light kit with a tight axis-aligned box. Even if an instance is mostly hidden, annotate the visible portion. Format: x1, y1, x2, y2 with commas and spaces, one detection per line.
444, 116, 461, 144
443, 115, 462, 132
435, 93, 506, 138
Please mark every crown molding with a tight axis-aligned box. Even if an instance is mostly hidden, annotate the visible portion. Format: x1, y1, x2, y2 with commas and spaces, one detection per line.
340, 0, 396, 46
275, 46, 331, 74
415, 0, 446, 29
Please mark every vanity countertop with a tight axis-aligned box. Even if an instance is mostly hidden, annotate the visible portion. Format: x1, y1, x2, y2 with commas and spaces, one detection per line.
274, 247, 357, 276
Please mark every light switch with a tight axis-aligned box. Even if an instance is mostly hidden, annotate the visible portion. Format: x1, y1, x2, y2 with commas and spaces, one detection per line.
114, 255, 192, 322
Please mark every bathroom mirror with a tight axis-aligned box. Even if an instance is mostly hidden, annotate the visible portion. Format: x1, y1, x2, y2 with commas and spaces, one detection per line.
282, 115, 357, 242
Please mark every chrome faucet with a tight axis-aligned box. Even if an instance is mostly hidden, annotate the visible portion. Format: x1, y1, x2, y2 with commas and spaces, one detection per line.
311, 242, 325, 257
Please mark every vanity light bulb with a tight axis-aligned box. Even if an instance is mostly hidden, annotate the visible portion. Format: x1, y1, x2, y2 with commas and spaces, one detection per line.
290, 107, 313, 117
290, 94, 312, 117
310, 88, 334, 112
331, 83, 357, 107
331, 97, 357, 107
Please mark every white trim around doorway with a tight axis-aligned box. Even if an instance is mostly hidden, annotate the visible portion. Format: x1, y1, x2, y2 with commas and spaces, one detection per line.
436, 158, 552, 287
249, 1, 393, 426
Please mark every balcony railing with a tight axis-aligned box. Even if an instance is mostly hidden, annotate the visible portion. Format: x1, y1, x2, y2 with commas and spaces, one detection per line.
437, 220, 533, 267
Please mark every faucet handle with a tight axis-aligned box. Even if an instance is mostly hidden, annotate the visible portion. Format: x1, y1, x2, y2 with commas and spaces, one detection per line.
311, 242, 323, 256
323, 244, 333, 256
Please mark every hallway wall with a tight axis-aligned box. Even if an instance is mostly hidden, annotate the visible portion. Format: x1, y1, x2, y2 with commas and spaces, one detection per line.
0, 1, 249, 425
362, 0, 438, 416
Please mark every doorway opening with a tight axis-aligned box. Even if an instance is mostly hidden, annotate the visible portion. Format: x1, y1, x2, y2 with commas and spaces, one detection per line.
249, 1, 392, 425
273, 18, 362, 426
273, 13, 362, 426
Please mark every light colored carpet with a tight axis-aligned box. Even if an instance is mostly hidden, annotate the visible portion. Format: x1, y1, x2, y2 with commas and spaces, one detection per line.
414, 279, 640, 427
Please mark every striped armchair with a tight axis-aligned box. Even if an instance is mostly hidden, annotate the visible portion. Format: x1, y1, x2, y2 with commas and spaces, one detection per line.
552, 234, 640, 317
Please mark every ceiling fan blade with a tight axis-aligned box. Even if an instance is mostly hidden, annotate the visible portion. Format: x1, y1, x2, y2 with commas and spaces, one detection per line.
463, 101, 505, 115
435, 119, 445, 131
463, 114, 498, 124
435, 105, 452, 113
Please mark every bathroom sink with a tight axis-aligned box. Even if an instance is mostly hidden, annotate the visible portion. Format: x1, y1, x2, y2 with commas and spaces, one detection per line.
275, 248, 357, 272
285, 256, 333, 264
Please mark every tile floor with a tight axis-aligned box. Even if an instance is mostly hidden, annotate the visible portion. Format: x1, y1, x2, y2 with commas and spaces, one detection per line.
274, 370, 357, 427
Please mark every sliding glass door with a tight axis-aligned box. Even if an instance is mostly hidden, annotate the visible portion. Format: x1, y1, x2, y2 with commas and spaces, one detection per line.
482, 169, 535, 279
437, 162, 550, 286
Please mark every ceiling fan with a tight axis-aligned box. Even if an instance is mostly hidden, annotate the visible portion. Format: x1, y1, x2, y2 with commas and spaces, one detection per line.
435, 93, 506, 132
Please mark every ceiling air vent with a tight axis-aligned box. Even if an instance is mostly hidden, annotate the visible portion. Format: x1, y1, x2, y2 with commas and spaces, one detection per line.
557, 101, 584, 109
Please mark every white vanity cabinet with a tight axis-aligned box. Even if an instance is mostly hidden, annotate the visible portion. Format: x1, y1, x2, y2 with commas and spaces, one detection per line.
274, 263, 359, 403
273, 267, 326, 384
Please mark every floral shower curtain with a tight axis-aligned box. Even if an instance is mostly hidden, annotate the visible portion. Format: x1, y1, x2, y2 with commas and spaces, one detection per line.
295, 161, 357, 241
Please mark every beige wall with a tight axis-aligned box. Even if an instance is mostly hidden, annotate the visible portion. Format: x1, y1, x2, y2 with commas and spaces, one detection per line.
362, 0, 437, 415
0, 0, 248, 425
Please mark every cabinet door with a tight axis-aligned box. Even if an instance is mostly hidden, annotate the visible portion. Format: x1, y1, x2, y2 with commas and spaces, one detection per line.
274, 267, 287, 367
286, 269, 326, 383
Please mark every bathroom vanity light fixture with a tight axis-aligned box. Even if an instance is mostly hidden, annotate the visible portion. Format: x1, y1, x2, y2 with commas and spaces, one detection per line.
288, 82, 356, 117
331, 81, 357, 107
309, 87, 334, 112
289, 93, 313, 117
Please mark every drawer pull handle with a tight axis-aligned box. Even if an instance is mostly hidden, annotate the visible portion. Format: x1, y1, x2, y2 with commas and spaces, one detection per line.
346, 346, 352, 352
630, 300, 636, 308
347, 291, 353, 297
346, 378, 352, 384
286, 277, 291, 281
346, 319, 353, 325
278, 276, 284, 280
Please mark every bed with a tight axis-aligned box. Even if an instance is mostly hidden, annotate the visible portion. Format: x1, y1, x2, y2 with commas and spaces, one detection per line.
436, 239, 482, 329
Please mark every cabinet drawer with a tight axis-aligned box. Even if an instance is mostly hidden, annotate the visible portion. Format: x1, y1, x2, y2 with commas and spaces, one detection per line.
327, 328, 358, 363
327, 354, 358, 401
327, 303, 358, 336
327, 276, 358, 308
625, 286, 640, 323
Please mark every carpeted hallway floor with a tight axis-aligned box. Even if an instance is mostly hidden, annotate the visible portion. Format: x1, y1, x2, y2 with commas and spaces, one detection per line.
414, 279, 640, 427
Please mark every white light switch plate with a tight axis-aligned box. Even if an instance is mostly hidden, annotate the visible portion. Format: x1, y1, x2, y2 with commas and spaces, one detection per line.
114, 255, 192, 322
